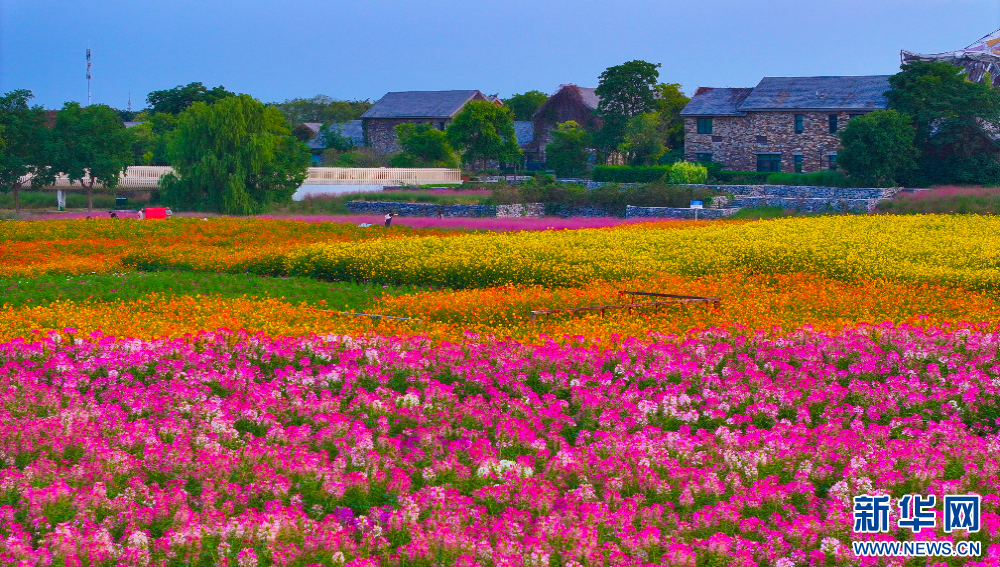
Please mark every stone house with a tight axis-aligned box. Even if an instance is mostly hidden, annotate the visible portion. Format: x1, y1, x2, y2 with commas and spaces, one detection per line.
681, 76, 891, 173
528, 84, 602, 162
361, 90, 490, 154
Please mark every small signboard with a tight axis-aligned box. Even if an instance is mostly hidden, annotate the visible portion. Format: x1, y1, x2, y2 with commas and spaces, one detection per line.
690, 200, 704, 209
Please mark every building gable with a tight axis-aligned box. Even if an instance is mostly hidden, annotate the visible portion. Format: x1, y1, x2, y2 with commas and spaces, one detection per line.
680, 87, 753, 117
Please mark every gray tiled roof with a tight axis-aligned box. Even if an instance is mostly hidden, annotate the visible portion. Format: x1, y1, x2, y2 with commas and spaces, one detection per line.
361, 90, 487, 119
514, 121, 534, 147
680, 88, 753, 116
577, 87, 600, 110
682, 76, 891, 116
307, 120, 364, 150
739, 76, 891, 111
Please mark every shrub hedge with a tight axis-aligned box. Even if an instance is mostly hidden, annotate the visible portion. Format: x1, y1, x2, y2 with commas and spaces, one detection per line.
592, 166, 672, 183
765, 171, 864, 188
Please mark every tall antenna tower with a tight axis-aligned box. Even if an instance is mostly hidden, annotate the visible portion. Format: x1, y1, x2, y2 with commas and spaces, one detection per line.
86, 48, 92, 106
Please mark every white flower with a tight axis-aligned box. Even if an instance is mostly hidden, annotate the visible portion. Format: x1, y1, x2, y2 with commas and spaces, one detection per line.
126, 531, 150, 549
396, 393, 420, 408
820, 537, 841, 554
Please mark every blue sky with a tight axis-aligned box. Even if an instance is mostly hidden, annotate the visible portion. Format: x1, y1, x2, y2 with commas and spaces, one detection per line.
2, 0, 998, 109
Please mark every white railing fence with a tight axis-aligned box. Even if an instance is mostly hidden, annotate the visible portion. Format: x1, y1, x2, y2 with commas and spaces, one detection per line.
23, 166, 461, 190
302, 167, 462, 185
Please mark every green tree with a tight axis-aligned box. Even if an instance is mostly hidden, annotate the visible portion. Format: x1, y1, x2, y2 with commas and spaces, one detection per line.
620, 83, 690, 166
504, 91, 549, 121
595, 60, 661, 156
390, 123, 459, 168
128, 112, 179, 166
51, 102, 132, 212
160, 94, 310, 214
0, 90, 54, 214
545, 121, 591, 177
652, 82, 690, 151
446, 101, 522, 168
837, 110, 918, 186
887, 61, 1000, 185
146, 82, 236, 115
317, 124, 356, 151
270, 95, 373, 124
623, 113, 667, 166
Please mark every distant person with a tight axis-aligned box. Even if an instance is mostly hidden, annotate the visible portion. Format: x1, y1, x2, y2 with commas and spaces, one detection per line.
109, 211, 118, 219
166, 207, 173, 219
137, 208, 145, 220
384, 211, 396, 227
437, 207, 445, 219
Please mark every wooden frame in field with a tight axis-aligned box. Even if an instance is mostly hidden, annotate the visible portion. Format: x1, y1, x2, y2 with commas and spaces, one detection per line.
529, 291, 720, 320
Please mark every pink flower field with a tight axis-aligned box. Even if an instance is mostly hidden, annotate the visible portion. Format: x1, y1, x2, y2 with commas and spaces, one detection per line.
263, 215, 655, 231
1, 324, 998, 566
19, 212, 656, 231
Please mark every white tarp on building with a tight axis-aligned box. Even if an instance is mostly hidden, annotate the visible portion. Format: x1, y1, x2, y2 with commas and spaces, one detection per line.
903, 29, 1000, 86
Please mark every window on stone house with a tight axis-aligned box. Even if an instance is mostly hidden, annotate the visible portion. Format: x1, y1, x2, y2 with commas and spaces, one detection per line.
697, 118, 713, 135
829, 114, 839, 135
756, 153, 782, 173
712, 135, 723, 143
695, 153, 713, 162
439, 121, 446, 130
795, 114, 804, 134
794, 155, 803, 173
828, 154, 837, 171
755, 135, 768, 144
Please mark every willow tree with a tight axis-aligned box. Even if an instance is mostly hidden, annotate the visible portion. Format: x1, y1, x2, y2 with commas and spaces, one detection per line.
161, 94, 310, 214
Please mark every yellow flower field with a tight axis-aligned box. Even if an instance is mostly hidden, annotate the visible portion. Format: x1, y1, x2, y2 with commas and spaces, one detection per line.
285, 215, 1000, 290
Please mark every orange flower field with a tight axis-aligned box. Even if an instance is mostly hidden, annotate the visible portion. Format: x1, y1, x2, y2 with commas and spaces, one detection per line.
3, 215, 1000, 343
2, 273, 999, 345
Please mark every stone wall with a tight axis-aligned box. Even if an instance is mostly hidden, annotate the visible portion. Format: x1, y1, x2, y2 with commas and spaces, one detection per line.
626, 206, 739, 219
496, 203, 545, 218
363, 118, 451, 155
547, 205, 616, 218
679, 184, 901, 200
731, 196, 878, 213
346, 201, 494, 217
684, 111, 872, 173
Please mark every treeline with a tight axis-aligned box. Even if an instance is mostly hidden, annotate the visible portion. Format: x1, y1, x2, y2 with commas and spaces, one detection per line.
831, 62, 1000, 187
0, 83, 320, 215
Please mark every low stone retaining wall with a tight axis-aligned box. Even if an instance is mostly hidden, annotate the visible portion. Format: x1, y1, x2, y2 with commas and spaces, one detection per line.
682, 184, 900, 200
548, 205, 617, 218
626, 206, 740, 219
346, 201, 494, 217
732, 196, 879, 213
